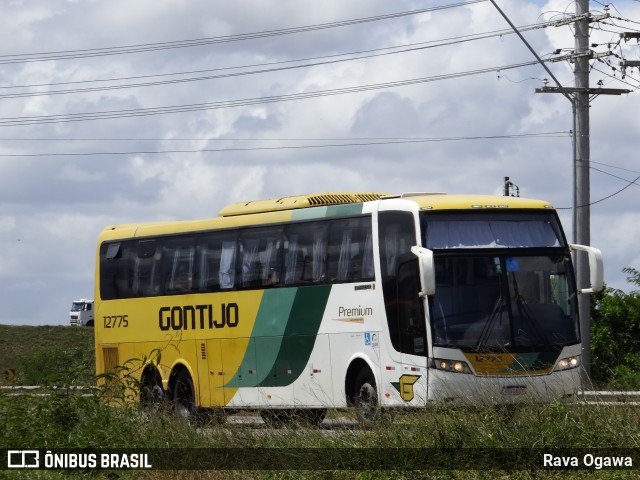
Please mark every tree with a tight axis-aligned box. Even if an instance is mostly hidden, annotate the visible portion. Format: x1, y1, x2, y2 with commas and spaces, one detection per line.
590, 268, 640, 388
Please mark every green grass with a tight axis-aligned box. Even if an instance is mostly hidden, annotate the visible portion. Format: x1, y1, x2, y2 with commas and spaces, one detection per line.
2, 393, 639, 479
0, 324, 94, 386
1, 325, 639, 479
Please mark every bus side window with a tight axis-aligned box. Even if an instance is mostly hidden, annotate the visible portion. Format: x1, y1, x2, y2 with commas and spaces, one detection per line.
163, 237, 195, 294
219, 237, 237, 290
239, 226, 282, 288
378, 211, 417, 352
283, 222, 327, 285
100, 241, 128, 299
397, 255, 427, 356
197, 232, 245, 292
133, 239, 161, 297
328, 216, 373, 283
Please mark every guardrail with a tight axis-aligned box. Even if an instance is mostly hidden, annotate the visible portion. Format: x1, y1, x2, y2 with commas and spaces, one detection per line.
579, 390, 640, 405
0, 386, 94, 390
2, 386, 640, 404
0, 385, 95, 396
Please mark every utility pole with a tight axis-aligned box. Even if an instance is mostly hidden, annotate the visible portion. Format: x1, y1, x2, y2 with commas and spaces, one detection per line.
492, 0, 636, 386
574, 0, 593, 385
531, 2, 631, 385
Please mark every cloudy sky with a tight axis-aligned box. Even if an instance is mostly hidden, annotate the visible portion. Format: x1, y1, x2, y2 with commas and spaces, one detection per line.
1, 0, 639, 325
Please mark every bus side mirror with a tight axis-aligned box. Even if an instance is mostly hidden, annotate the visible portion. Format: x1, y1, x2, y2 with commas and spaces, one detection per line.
570, 244, 604, 294
411, 246, 436, 297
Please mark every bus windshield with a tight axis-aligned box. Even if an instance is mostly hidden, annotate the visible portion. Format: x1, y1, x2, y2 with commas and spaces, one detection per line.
429, 255, 579, 351
422, 211, 577, 352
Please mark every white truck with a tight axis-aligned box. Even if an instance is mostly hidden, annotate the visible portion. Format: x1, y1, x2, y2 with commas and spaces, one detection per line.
69, 299, 94, 326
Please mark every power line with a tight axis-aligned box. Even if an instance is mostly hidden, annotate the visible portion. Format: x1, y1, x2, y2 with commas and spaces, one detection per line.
557, 167, 640, 210
0, 132, 569, 157
0, 1, 487, 65
0, 22, 555, 99
591, 166, 640, 186
586, 174, 640, 205
0, 134, 567, 142
0, 58, 558, 127
592, 65, 640, 90
591, 160, 640, 175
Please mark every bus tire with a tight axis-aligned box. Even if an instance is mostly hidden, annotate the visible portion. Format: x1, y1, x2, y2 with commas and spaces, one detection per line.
172, 369, 195, 420
353, 368, 379, 426
140, 368, 165, 412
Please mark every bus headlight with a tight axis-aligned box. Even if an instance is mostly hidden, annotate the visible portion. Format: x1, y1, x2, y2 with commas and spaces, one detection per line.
430, 358, 472, 374
555, 355, 581, 371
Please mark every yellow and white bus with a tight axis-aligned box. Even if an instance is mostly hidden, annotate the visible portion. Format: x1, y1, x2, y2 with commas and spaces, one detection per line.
94, 192, 603, 424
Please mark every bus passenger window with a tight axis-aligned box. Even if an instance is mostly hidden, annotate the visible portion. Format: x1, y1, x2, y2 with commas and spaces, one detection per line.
100, 241, 133, 300
328, 217, 374, 283
163, 238, 194, 295
173, 263, 192, 292
284, 222, 327, 286
219, 240, 237, 289
133, 240, 161, 297
240, 227, 282, 289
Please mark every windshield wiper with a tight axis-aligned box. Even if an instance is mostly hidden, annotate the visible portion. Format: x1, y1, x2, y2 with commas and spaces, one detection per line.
476, 295, 506, 350
512, 275, 549, 346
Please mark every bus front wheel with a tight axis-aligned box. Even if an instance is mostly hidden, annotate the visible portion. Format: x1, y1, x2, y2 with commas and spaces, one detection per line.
353, 369, 379, 426
140, 368, 165, 412
172, 369, 195, 420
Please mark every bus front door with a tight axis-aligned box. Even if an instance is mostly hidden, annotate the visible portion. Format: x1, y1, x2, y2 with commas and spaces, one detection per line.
396, 257, 429, 405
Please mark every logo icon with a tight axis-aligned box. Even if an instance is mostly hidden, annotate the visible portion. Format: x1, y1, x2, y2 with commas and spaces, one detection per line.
391, 375, 421, 401
7, 450, 40, 469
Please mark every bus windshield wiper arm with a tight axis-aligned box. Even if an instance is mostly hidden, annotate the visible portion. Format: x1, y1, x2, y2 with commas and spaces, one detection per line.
476, 295, 505, 350
512, 276, 549, 346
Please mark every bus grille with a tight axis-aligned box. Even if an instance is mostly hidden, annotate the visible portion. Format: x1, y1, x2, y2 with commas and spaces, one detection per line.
102, 347, 119, 374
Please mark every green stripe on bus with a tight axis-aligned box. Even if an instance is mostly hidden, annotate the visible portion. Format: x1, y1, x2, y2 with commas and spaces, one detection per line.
291, 203, 363, 221
325, 204, 364, 217
225, 285, 331, 388
224, 288, 297, 388
258, 284, 332, 387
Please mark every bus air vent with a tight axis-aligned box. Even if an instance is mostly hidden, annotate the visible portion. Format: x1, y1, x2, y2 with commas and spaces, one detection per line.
306, 193, 386, 205
219, 192, 390, 217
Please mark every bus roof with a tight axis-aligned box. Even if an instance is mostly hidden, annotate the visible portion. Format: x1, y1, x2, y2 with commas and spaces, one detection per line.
97, 192, 555, 241
396, 193, 555, 211
219, 192, 555, 216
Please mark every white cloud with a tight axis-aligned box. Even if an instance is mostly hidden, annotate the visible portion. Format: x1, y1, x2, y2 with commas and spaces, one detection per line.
1, 0, 639, 324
